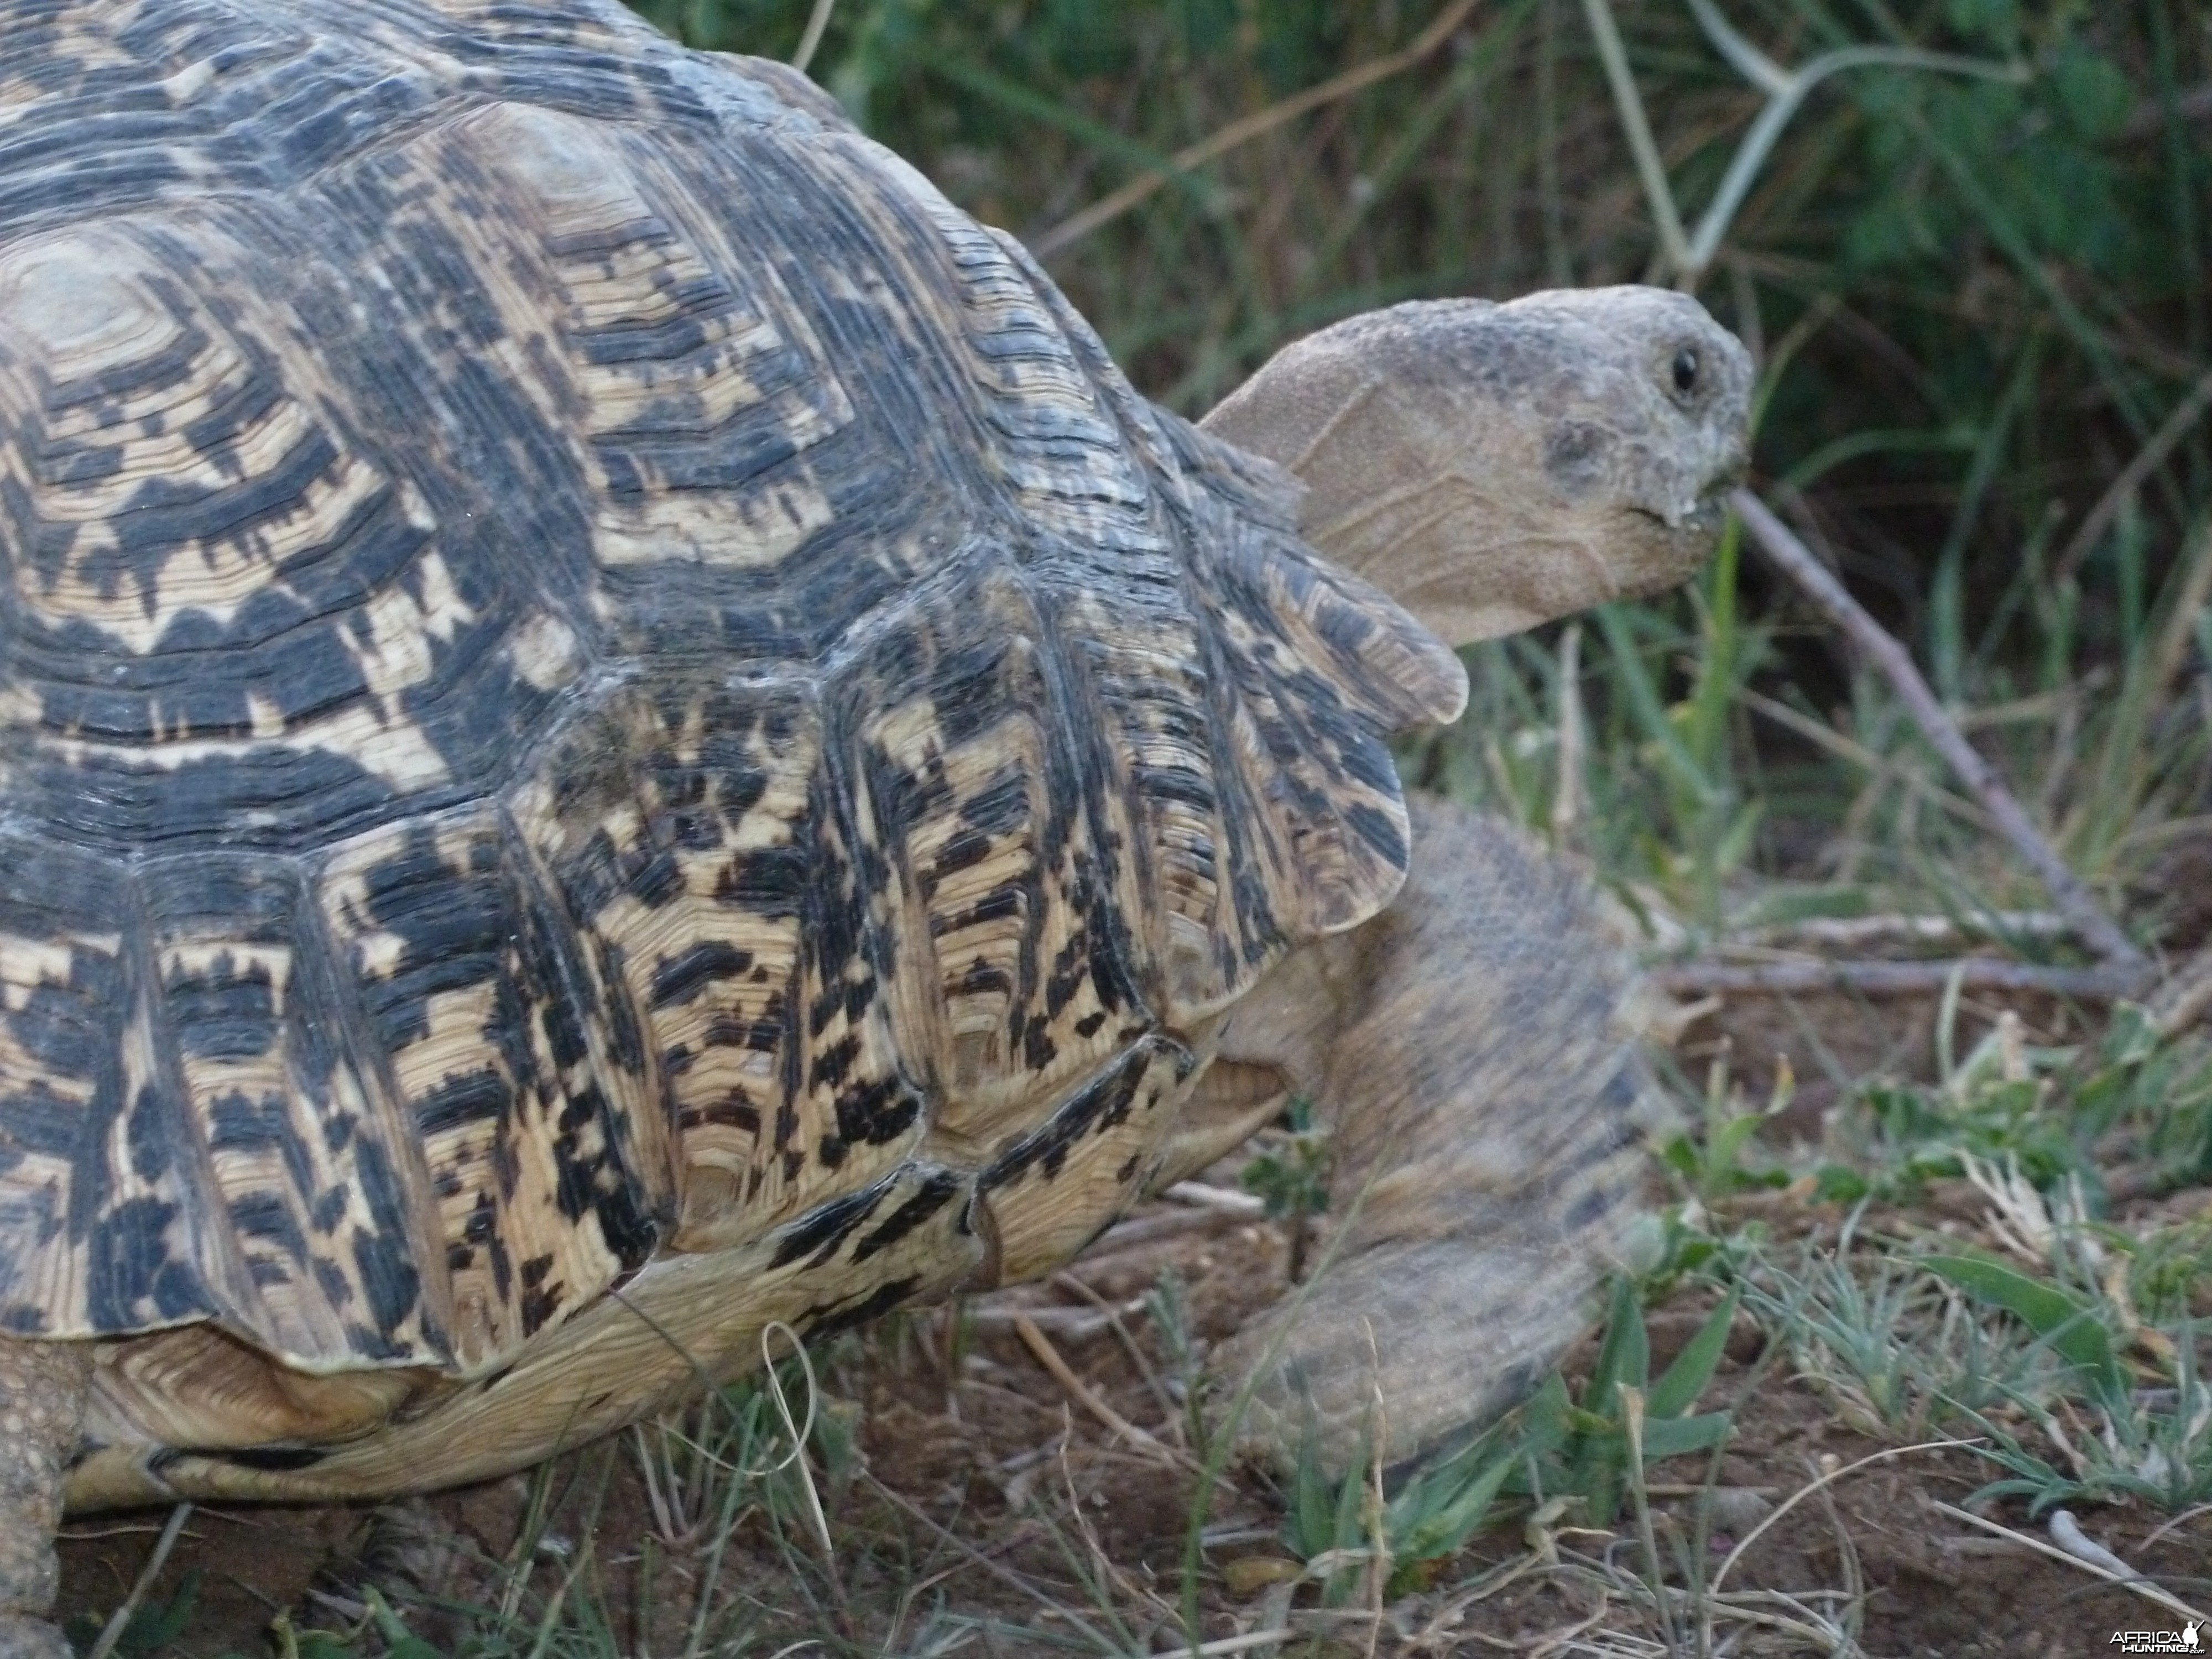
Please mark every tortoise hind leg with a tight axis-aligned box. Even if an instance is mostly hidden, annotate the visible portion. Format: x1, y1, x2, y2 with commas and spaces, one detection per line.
0, 1337, 89, 1659
1192, 796, 1655, 1472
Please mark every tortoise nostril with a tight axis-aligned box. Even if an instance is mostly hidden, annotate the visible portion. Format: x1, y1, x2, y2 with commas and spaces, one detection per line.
1671, 346, 1699, 397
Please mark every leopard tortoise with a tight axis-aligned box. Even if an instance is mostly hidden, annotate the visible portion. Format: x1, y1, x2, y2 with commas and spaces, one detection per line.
0, 0, 1750, 1647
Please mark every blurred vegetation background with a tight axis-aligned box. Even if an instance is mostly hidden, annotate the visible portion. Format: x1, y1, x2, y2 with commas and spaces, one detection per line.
627, 0, 2210, 939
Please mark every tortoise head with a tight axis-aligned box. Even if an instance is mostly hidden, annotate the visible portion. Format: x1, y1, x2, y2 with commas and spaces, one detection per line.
1200, 285, 1752, 647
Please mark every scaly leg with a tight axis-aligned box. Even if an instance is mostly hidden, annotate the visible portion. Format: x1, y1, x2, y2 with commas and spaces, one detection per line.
1187, 797, 1655, 1472
0, 1337, 88, 1659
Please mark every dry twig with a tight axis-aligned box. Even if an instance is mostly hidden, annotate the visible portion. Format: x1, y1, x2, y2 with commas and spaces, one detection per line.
787, 0, 835, 75
1734, 490, 2150, 982
966, 1296, 1144, 1339
1710, 1439, 1974, 1598
757, 1321, 843, 1606
86, 1503, 193, 1659
2141, 1502, 2212, 1553
2150, 940, 2212, 1035
862, 1470, 1095, 1629
1011, 1313, 1177, 1463
1736, 911, 2070, 948
1929, 1499, 2209, 1624
1652, 957, 2140, 998
1162, 1181, 1269, 1216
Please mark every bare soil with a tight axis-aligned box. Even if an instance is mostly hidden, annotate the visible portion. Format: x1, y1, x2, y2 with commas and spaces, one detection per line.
54, 1187, 2211, 1657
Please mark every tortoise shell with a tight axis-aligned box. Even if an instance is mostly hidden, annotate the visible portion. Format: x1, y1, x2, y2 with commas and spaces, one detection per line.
0, 0, 1463, 1418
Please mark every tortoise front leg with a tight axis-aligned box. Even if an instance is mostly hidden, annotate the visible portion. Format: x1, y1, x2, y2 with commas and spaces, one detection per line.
1185, 796, 1654, 1473
0, 1337, 88, 1659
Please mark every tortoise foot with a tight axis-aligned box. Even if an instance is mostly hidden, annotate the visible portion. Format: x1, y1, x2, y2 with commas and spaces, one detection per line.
1196, 799, 1655, 1475
1212, 1233, 1615, 1472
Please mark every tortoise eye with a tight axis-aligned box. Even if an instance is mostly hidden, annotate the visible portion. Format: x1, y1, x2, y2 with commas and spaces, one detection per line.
1671, 347, 1700, 396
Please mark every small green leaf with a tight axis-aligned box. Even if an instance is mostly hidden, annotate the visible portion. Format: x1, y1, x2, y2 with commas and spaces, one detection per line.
1391, 1444, 1517, 1563
1636, 1411, 1735, 1459
1332, 1437, 1368, 1549
1647, 1287, 1741, 1419
1585, 1278, 1650, 1412
1562, 1404, 1619, 1437
1814, 1165, 1870, 1203
1577, 1444, 1625, 1531
1922, 1254, 2127, 1402
1518, 1371, 1572, 1463
1290, 1426, 1336, 1558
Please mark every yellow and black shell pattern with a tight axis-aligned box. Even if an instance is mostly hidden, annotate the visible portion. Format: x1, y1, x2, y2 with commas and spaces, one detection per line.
0, 0, 1466, 1386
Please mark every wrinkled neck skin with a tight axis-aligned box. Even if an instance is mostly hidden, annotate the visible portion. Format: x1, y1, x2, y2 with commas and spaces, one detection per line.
1292, 443, 1712, 649
1199, 287, 1752, 649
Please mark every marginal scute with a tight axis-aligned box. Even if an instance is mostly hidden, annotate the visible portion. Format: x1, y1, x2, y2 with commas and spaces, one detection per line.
314, 809, 667, 1370
136, 854, 450, 1369
87, 1323, 427, 1451
847, 568, 1141, 1148
976, 1034, 1194, 1285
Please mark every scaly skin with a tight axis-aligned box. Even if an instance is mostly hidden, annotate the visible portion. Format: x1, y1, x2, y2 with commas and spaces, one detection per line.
1151, 796, 1652, 1470
0, 1339, 87, 1659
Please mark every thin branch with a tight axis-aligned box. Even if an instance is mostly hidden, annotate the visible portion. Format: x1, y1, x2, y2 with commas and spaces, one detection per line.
1738, 684, 1997, 831
1652, 958, 2141, 999
2145, 513, 2212, 721
87, 1504, 192, 1659
1710, 1441, 1976, 1598
861, 1470, 1095, 1629
1686, 48, 2021, 281
1011, 1314, 1178, 1464
756, 1322, 842, 1605
2149, 938, 2212, 1035
1161, 1180, 1267, 1215
1029, 0, 1481, 259
1932, 1500, 2209, 1624
966, 1297, 1143, 1340
2140, 1503, 2212, 1553
1736, 911, 2070, 949
1733, 489, 2150, 981
1681, 0, 1790, 95
2053, 367, 2212, 581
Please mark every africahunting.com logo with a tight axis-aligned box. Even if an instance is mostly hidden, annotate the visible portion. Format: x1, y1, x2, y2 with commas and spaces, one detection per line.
2110, 1622, 2203, 1653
